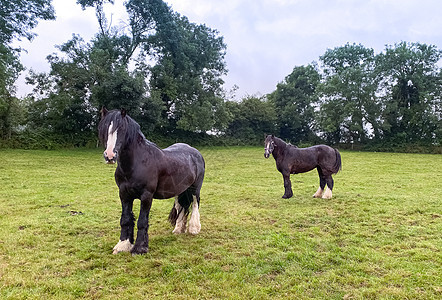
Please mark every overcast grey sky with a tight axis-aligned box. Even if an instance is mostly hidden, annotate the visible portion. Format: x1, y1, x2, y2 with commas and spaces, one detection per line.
15, 0, 442, 99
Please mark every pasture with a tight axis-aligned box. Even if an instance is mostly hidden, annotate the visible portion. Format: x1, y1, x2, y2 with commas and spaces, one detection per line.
0, 147, 441, 299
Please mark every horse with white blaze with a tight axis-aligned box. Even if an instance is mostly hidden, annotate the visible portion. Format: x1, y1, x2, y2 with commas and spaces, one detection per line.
98, 108, 205, 255
264, 135, 341, 199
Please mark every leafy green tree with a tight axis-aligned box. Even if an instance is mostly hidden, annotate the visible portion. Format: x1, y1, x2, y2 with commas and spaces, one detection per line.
0, 0, 55, 44
26, 0, 228, 145
225, 96, 276, 144
149, 13, 229, 132
26, 33, 159, 145
268, 64, 320, 144
318, 43, 379, 144
376, 42, 442, 144
0, 0, 55, 140
80, 0, 230, 133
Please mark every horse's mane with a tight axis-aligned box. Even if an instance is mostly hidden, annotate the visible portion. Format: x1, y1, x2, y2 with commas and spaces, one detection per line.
99, 110, 160, 149
273, 136, 289, 147
272, 136, 299, 152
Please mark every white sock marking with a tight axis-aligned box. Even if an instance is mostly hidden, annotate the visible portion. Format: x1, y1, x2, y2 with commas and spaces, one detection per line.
313, 187, 324, 198
112, 239, 133, 254
188, 195, 201, 235
322, 187, 333, 199
172, 197, 187, 234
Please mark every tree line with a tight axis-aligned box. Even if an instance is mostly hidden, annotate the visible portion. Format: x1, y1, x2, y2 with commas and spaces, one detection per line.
1, 0, 441, 152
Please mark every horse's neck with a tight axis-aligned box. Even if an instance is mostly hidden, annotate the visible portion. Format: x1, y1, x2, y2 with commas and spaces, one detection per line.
272, 139, 288, 160
118, 137, 161, 170
117, 144, 135, 171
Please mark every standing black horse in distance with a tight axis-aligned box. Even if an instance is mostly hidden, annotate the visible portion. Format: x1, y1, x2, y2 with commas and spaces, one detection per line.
264, 135, 341, 199
98, 108, 205, 255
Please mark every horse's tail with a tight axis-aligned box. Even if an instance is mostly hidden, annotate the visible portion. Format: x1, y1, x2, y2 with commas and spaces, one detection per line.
332, 148, 342, 174
168, 188, 193, 227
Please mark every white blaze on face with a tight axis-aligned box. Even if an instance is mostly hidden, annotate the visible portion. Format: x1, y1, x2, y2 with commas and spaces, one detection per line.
265, 141, 272, 157
265, 141, 271, 152
105, 121, 118, 160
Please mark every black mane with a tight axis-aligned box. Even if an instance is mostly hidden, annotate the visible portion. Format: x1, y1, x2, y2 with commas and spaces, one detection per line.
98, 109, 159, 149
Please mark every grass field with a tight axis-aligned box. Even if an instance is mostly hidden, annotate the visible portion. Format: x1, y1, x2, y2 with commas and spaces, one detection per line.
0, 147, 441, 299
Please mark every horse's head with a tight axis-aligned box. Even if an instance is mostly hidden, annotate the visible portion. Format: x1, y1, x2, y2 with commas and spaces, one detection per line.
264, 135, 275, 158
98, 108, 128, 164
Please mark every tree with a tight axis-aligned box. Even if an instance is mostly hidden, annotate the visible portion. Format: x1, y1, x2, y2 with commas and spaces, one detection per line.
0, 0, 55, 140
376, 42, 442, 145
26, 32, 159, 145
0, 0, 55, 44
25, 0, 229, 146
318, 43, 379, 144
149, 13, 229, 133
225, 96, 276, 144
80, 0, 230, 133
268, 64, 320, 144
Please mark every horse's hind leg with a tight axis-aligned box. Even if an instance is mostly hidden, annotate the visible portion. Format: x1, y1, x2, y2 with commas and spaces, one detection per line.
171, 197, 187, 234
313, 167, 326, 198
188, 193, 201, 235
322, 175, 334, 199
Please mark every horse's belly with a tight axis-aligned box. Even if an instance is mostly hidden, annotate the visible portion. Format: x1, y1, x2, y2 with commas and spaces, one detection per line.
153, 190, 178, 199
153, 174, 195, 199
291, 164, 316, 174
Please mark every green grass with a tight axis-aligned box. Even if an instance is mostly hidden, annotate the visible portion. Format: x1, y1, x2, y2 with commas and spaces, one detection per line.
0, 147, 441, 299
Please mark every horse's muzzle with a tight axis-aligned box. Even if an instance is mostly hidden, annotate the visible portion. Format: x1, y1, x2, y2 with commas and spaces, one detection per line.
104, 151, 117, 164
264, 152, 270, 159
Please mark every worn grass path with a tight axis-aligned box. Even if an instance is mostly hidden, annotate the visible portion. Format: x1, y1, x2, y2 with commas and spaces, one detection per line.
0, 148, 441, 299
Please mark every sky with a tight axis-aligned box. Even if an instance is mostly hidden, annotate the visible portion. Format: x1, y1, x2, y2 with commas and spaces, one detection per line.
14, 0, 442, 99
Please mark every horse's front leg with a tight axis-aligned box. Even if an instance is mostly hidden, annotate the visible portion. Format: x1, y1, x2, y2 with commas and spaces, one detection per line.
131, 192, 153, 255
282, 172, 293, 199
113, 191, 135, 254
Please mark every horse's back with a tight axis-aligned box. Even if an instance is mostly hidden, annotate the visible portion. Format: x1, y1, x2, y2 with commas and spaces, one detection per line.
164, 143, 204, 160
163, 143, 205, 173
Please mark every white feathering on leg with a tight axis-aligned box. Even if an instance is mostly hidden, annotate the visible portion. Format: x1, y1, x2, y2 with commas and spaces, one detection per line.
322, 187, 333, 199
313, 187, 324, 198
187, 195, 201, 235
172, 197, 187, 234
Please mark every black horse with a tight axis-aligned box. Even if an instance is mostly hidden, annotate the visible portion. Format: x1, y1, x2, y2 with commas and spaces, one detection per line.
98, 108, 205, 255
264, 135, 341, 199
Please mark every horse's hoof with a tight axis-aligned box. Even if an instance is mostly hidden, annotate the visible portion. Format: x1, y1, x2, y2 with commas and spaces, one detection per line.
130, 245, 149, 255
172, 225, 186, 234
187, 224, 201, 235
112, 239, 133, 254
282, 194, 292, 199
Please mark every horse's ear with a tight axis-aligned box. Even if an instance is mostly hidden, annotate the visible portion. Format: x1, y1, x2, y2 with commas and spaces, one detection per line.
121, 108, 126, 118
271, 134, 274, 138
100, 107, 108, 118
